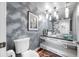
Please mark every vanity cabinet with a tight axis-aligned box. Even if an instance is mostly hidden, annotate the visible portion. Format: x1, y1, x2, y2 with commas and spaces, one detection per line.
77, 44, 79, 56
40, 36, 77, 57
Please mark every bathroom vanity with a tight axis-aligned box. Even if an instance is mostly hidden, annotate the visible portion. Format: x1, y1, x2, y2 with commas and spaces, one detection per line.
40, 36, 77, 57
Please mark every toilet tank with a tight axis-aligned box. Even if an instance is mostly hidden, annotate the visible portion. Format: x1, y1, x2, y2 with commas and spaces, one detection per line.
14, 38, 30, 54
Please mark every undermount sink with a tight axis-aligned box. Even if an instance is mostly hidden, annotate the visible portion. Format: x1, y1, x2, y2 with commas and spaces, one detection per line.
48, 34, 63, 38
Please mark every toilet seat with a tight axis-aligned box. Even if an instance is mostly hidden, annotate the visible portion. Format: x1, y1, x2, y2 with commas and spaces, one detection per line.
21, 50, 39, 57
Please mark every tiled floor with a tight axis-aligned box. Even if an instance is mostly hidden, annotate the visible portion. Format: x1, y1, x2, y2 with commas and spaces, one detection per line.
37, 48, 61, 57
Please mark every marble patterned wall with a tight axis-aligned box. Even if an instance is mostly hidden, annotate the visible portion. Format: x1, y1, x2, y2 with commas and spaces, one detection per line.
7, 2, 47, 50
53, 19, 70, 35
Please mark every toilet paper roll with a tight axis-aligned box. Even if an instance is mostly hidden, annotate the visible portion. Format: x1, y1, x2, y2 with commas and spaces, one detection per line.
7, 50, 15, 57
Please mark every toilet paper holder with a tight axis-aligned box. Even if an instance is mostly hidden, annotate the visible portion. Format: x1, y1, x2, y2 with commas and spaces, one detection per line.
0, 42, 6, 48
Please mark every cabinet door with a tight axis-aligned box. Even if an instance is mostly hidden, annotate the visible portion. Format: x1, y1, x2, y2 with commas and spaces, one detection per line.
0, 2, 6, 57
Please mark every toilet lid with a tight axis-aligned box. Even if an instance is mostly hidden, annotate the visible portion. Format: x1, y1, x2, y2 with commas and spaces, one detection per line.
21, 50, 39, 57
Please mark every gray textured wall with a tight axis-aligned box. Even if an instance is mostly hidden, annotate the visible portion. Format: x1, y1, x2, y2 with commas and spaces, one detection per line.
7, 2, 48, 50
7, 2, 77, 50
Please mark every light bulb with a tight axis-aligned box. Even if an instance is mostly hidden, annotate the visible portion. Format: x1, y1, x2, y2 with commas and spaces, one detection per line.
54, 11, 57, 17
46, 13, 49, 19
49, 16, 52, 21
56, 14, 59, 20
39, 15, 42, 21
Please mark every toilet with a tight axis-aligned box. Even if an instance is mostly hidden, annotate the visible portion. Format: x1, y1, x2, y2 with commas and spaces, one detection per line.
14, 38, 39, 57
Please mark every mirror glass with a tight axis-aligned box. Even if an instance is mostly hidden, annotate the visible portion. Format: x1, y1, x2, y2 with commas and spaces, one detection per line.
47, 15, 72, 41
48, 17, 70, 35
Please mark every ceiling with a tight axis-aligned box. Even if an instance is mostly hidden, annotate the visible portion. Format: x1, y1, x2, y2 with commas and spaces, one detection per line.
18, 2, 78, 18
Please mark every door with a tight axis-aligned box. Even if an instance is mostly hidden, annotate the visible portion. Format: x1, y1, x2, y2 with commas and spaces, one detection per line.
0, 2, 6, 57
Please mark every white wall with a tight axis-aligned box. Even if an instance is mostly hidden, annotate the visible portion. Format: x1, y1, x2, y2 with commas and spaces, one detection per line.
76, 3, 79, 57
76, 3, 79, 41
72, 4, 77, 41
72, 3, 79, 41
72, 3, 79, 57
0, 2, 6, 57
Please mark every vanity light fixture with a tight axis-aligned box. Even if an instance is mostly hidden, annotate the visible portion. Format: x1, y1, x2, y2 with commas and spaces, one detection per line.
49, 14, 52, 21
53, 7, 56, 17
45, 3, 51, 20
65, 2, 69, 18
65, 7, 69, 18
45, 10, 49, 19
77, 4, 79, 15
56, 14, 59, 20
46, 13, 49, 19
39, 14, 43, 21
53, 7, 59, 20
54, 11, 57, 18
56, 11, 59, 20
45, 3, 52, 13
45, 3, 50, 10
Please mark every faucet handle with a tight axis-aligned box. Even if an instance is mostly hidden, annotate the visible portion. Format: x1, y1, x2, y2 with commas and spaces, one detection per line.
76, 41, 79, 44
74, 41, 79, 44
